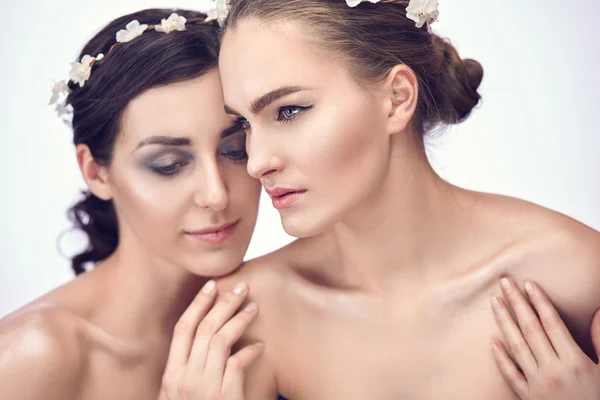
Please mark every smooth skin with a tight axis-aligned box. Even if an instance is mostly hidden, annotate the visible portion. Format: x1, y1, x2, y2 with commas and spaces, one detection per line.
215, 19, 600, 400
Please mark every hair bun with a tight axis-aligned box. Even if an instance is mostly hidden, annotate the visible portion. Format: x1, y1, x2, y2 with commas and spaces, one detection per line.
433, 36, 483, 125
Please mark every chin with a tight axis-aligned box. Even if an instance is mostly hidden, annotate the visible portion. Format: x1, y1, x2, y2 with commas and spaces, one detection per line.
183, 252, 245, 278
281, 212, 331, 239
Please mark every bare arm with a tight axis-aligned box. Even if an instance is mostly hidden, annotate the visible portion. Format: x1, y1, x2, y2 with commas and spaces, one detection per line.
516, 223, 600, 354
243, 349, 279, 400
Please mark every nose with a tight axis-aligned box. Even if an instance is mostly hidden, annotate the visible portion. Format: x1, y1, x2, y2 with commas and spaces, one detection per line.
194, 160, 228, 212
246, 131, 283, 179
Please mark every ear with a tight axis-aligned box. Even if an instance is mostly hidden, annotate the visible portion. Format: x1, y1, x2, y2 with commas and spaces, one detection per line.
76, 144, 113, 201
382, 64, 419, 136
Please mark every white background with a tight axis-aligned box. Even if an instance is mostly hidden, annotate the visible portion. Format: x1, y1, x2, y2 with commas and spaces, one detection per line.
1, 0, 599, 317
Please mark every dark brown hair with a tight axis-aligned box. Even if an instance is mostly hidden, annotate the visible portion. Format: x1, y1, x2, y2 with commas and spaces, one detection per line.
224, 0, 483, 134
66, 9, 220, 274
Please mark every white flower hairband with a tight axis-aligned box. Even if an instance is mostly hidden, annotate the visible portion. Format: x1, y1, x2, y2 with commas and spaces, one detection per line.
203, 0, 438, 29
49, 80, 73, 127
347, 0, 439, 29
48, 12, 213, 128
205, 0, 230, 27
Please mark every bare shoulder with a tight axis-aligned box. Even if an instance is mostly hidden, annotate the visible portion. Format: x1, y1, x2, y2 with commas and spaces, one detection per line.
216, 241, 313, 400
480, 192, 600, 330
217, 240, 306, 335
474, 191, 599, 265
0, 304, 88, 399
489, 194, 600, 282
516, 201, 600, 316
218, 238, 309, 298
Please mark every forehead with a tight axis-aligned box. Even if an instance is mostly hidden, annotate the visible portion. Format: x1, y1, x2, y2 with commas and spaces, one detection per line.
119, 69, 230, 145
219, 20, 352, 108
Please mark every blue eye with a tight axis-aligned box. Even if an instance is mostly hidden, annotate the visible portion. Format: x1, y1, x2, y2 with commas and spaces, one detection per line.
277, 105, 312, 123
237, 117, 251, 131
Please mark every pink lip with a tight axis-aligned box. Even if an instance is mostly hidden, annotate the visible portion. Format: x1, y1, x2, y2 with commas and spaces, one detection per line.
265, 187, 307, 210
186, 220, 239, 244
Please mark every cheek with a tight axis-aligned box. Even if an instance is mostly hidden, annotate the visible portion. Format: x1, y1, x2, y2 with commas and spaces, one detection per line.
299, 99, 388, 185
223, 165, 261, 217
111, 167, 192, 235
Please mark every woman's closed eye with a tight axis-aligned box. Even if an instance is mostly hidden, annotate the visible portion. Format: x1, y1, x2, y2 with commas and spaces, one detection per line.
147, 155, 191, 177
219, 132, 248, 163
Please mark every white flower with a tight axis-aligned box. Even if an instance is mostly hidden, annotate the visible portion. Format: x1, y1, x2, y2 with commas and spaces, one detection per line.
406, 0, 439, 29
55, 103, 74, 128
155, 13, 187, 33
346, 0, 380, 7
49, 80, 70, 105
116, 20, 148, 43
69, 54, 104, 88
205, 0, 229, 26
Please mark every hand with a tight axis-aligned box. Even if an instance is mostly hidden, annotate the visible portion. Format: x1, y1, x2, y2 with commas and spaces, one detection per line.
159, 280, 265, 400
490, 277, 600, 400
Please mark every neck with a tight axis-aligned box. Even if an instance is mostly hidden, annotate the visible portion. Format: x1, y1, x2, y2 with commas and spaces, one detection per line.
93, 235, 209, 344
326, 132, 477, 293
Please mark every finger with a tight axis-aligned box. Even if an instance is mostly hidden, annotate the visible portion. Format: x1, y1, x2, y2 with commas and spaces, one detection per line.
164, 280, 217, 371
204, 302, 259, 385
500, 278, 555, 365
590, 308, 600, 362
523, 281, 580, 361
221, 343, 265, 399
187, 282, 249, 373
491, 296, 538, 376
491, 340, 530, 400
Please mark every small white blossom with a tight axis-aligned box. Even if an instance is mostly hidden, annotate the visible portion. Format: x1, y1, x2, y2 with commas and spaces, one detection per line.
155, 13, 187, 33
49, 80, 70, 105
69, 54, 103, 88
406, 0, 439, 28
346, 0, 380, 7
205, 0, 229, 26
116, 20, 148, 43
55, 103, 74, 128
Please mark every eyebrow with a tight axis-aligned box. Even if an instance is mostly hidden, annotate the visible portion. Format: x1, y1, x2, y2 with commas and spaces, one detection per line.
136, 136, 191, 149
224, 85, 310, 117
135, 125, 243, 150
221, 123, 245, 139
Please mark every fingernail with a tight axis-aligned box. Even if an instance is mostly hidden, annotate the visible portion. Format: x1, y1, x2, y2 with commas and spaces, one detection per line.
491, 340, 501, 352
500, 278, 511, 291
491, 297, 502, 313
244, 302, 257, 312
524, 281, 535, 295
233, 281, 248, 295
202, 280, 216, 294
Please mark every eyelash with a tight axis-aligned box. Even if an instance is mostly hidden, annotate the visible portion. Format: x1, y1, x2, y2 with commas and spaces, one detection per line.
277, 105, 311, 123
236, 117, 251, 131
150, 160, 190, 177
236, 105, 313, 130
219, 149, 248, 163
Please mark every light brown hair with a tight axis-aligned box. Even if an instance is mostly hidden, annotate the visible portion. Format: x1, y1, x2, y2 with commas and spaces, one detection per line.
224, 0, 483, 135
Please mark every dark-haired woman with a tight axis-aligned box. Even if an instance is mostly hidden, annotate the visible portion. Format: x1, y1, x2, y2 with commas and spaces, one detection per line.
0, 9, 264, 400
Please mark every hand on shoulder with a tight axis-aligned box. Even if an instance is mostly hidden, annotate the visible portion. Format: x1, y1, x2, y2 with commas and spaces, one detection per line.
519, 213, 600, 336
